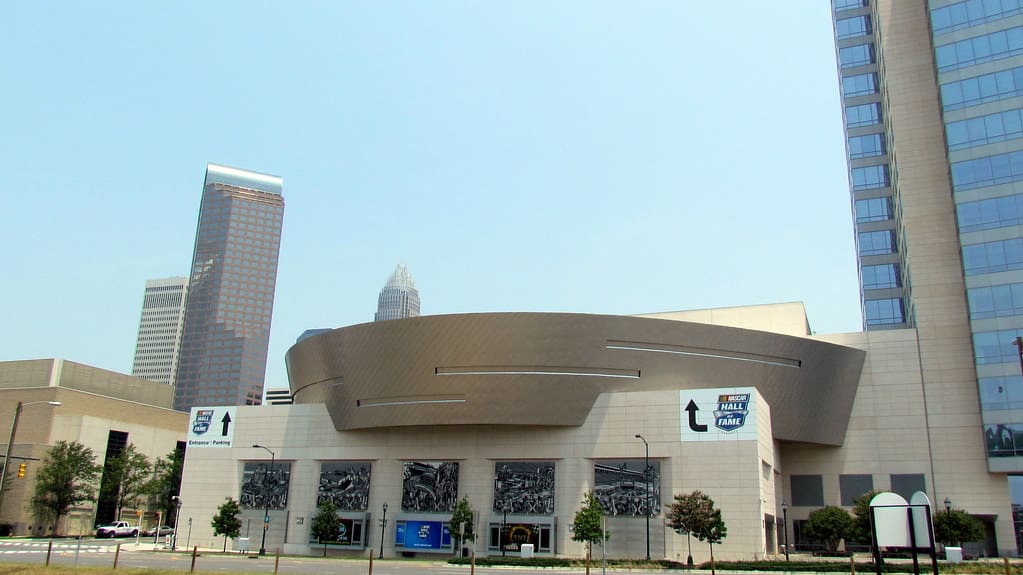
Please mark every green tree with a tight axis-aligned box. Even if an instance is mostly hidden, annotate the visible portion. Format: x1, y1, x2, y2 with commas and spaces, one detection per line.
694, 507, 727, 575
147, 448, 184, 526
803, 505, 852, 552
99, 444, 152, 520
310, 499, 342, 557
933, 509, 985, 547
211, 497, 242, 552
449, 495, 476, 555
850, 490, 881, 544
571, 491, 608, 575
666, 490, 715, 567
29, 440, 101, 535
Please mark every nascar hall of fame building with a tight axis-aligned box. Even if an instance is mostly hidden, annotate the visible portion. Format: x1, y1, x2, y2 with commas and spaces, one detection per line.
176, 304, 1014, 560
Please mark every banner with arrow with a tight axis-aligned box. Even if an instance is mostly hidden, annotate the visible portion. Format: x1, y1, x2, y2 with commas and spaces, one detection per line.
187, 406, 237, 448
680, 387, 759, 443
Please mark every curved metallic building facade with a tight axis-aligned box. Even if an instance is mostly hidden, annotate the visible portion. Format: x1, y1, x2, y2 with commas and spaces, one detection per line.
286, 312, 866, 445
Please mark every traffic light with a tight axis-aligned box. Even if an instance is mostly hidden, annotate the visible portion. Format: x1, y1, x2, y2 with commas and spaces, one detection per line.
17, 463, 26, 478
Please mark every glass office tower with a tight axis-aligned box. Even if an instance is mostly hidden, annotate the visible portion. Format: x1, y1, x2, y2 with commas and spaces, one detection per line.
173, 163, 285, 411
832, 0, 1023, 473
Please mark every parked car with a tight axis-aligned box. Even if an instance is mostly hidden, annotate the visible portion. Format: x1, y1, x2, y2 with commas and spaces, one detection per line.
142, 525, 175, 538
95, 521, 137, 538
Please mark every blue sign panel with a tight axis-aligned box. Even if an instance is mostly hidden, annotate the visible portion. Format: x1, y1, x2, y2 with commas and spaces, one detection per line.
395, 520, 451, 549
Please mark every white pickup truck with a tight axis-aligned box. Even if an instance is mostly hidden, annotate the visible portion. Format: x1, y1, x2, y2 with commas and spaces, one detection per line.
95, 521, 137, 538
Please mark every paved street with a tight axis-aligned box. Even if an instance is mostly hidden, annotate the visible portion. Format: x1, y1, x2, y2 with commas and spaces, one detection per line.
0, 539, 631, 574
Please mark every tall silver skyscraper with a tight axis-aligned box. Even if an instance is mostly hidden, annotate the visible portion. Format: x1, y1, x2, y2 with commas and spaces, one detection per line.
130, 277, 188, 385
374, 264, 420, 321
831, 1, 1023, 476
173, 163, 285, 411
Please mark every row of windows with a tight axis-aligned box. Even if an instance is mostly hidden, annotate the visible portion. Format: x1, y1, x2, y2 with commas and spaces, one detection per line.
852, 164, 890, 190
834, 0, 867, 11
968, 281, 1023, 318
947, 107, 1023, 150
950, 148, 1023, 191
935, 25, 1023, 72
974, 328, 1023, 363
858, 230, 896, 255
837, 15, 871, 39
843, 73, 878, 97
849, 133, 885, 159
846, 102, 882, 128
980, 375, 1023, 409
839, 43, 875, 69
932, 0, 1023, 35
941, 66, 1023, 111
855, 196, 892, 222
865, 297, 905, 325
790, 473, 924, 507
862, 263, 901, 290
958, 192, 1023, 231
963, 237, 1023, 274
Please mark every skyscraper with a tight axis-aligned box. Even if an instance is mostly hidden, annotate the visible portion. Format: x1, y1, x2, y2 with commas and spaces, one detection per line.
374, 264, 420, 321
130, 277, 188, 385
832, 0, 1023, 478
173, 163, 284, 411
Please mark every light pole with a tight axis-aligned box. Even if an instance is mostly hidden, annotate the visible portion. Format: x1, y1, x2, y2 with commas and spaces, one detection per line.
171, 496, 183, 550
635, 434, 651, 561
378, 502, 388, 559
944, 496, 951, 517
0, 400, 60, 517
781, 501, 790, 562
252, 444, 275, 556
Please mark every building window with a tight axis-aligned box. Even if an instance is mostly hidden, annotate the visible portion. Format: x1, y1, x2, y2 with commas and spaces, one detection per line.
852, 164, 889, 190
837, 15, 872, 39
962, 237, 1023, 275
935, 26, 1023, 72
835, 0, 867, 11
951, 149, 1023, 191
889, 474, 926, 500
839, 475, 874, 506
849, 133, 886, 159
790, 475, 825, 507
974, 329, 1023, 364
958, 193, 1023, 232
843, 73, 878, 97
985, 424, 1018, 456
946, 108, 1023, 151
856, 197, 892, 223
865, 298, 905, 325
862, 263, 901, 290
968, 283, 1023, 319
839, 44, 875, 68
846, 102, 882, 128
979, 375, 1023, 410
941, 66, 1023, 111
932, 0, 1023, 35
858, 230, 896, 255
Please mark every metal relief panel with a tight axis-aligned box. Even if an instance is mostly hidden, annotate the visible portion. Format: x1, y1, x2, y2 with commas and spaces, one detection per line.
493, 461, 555, 514
240, 461, 291, 509
317, 461, 371, 511
401, 461, 459, 512
594, 459, 660, 516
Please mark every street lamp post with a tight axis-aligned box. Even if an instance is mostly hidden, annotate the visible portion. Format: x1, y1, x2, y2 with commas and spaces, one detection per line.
378, 502, 388, 559
171, 496, 183, 551
781, 501, 790, 562
635, 434, 651, 561
252, 444, 276, 556
944, 496, 952, 517
0, 400, 61, 517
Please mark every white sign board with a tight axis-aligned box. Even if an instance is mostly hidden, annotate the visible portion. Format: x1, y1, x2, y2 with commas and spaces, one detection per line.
680, 387, 758, 442
187, 406, 237, 448
871, 491, 934, 549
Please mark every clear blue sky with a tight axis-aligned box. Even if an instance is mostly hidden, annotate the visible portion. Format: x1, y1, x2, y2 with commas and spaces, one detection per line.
1, 2, 860, 394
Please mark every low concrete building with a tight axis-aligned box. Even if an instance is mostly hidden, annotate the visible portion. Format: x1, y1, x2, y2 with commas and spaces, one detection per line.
0, 359, 188, 536
176, 304, 1012, 560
